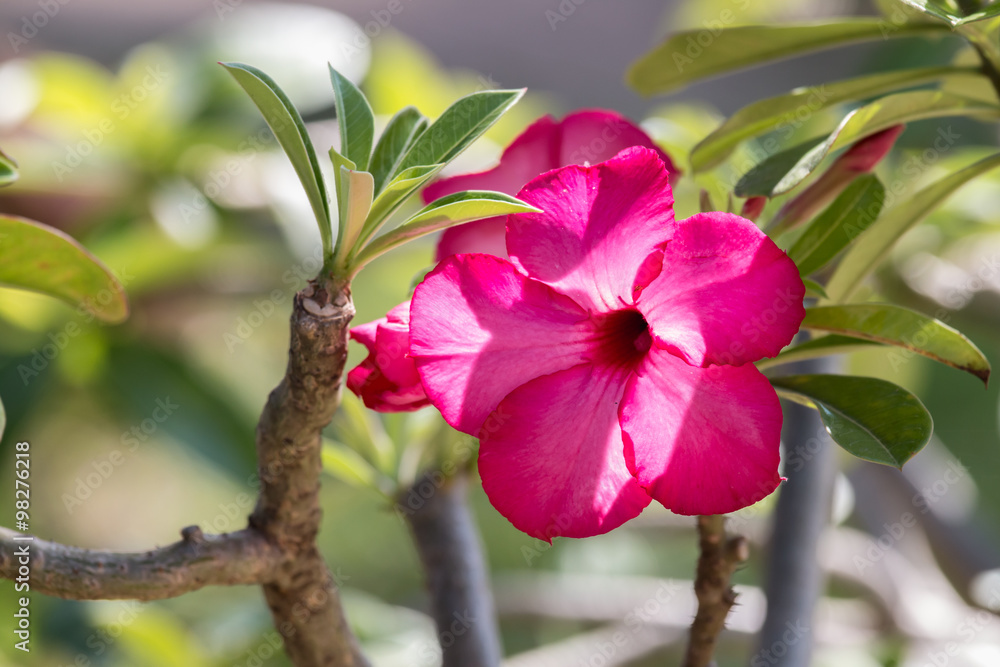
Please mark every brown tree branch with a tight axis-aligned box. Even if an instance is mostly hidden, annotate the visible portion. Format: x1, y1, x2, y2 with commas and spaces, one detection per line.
682, 515, 749, 667
0, 527, 280, 601
403, 469, 502, 667
0, 277, 371, 667
248, 278, 369, 667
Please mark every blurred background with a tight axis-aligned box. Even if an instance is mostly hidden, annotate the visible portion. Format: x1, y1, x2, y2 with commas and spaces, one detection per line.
0, 0, 999, 665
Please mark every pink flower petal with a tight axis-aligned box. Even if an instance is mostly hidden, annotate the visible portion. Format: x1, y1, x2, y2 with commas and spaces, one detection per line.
556, 110, 679, 177
479, 363, 651, 540
346, 301, 430, 412
507, 147, 675, 313
638, 212, 804, 367
619, 346, 783, 515
409, 253, 596, 434
425, 110, 677, 260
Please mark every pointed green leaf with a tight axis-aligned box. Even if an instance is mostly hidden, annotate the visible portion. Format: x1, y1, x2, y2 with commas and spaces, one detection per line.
757, 334, 882, 370
627, 19, 949, 96
322, 439, 394, 496
0, 149, 18, 188
803, 278, 830, 299
370, 106, 428, 193
736, 90, 1000, 197
957, 5, 1000, 25
801, 304, 990, 384
692, 67, 980, 171
892, 0, 962, 24
397, 89, 525, 173
789, 175, 885, 276
827, 152, 1000, 302
357, 164, 442, 250
735, 137, 826, 197
771, 374, 933, 467
0, 214, 128, 323
329, 65, 375, 172
336, 167, 374, 261
354, 190, 539, 269
221, 62, 332, 256
328, 147, 357, 210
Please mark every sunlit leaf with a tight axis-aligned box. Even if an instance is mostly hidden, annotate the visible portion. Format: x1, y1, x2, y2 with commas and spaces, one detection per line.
771, 374, 933, 467
397, 89, 525, 173
370, 106, 428, 193
691, 66, 979, 171
354, 191, 539, 269
803, 278, 830, 299
801, 304, 990, 383
0, 215, 128, 323
826, 152, 1000, 302
221, 62, 332, 256
322, 439, 394, 496
336, 167, 375, 262
0, 149, 18, 187
329, 64, 375, 172
789, 175, 885, 276
356, 164, 442, 250
757, 334, 882, 370
627, 19, 949, 96
736, 90, 999, 197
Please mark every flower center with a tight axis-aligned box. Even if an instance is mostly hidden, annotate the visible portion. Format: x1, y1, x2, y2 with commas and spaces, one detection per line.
591, 308, 652, 368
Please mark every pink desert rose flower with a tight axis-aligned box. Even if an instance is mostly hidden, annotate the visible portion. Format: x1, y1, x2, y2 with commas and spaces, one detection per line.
408, 147, 805, 540
348, 109, 675, 412
423, 109, 679, 260
346, 301, 431, 412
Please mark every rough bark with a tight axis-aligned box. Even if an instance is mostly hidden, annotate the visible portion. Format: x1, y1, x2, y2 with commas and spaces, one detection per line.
0, 277, 370, 667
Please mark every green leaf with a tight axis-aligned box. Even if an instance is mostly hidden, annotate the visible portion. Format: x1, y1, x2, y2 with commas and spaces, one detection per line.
771, 374, 933, 467
803, 278, 830, 299
735, 137, 826, 197
627, 19, 949, 96
0, 214, 128, 323
328, 147, 357, 213
221, 62, 332, 257
356, 164, 442, 250
801, 304, 991, 384
335, 167, 374, 262
826, 152, 1000, 302
957, 5, 1000, 25
892, 0, 962, 24
322, 439, 394, 496
757, 334, 883, 370
370, 106, 428, 193
329, 64, 375, 172
691, 66, 979, 171
789, 175, 886, 276
397, 89, 525, 173
736, 90, 1000, 197
354, 190, 539, 270
0, 149, 18, 187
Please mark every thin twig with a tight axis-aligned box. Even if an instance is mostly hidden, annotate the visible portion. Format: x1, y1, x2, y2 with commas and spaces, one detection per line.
403, 469, 502, 667
682, 515, 749, 667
